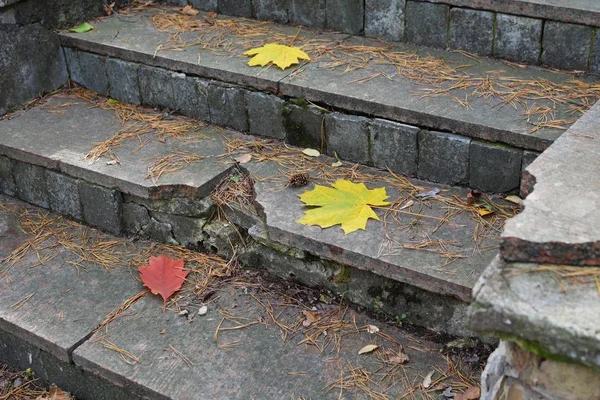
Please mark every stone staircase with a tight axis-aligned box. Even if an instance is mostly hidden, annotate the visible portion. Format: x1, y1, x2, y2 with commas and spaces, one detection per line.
1, 1, 600, 399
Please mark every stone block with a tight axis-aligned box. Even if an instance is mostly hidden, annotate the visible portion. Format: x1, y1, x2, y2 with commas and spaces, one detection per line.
246, 91, 285, 139
122, 202, 150, 234
78, 182, 122, 235
449, 8, 494, 56
591, 31, 600, 75
188, 0, 216, 11
405, 1, 448, 48
218, 0, 252, 17
207, 83, 248, 131
138, 65, 176, 110
417, 130, 470, 185
369, 118, 418, 176
106, 58, 141, 105
469, 141, 522, 193
365, 0, 405, 42
252, 0, 288, 23
171, 73, 210, 122
152, 212, 205, 248
325, 112, 370, 164
289, 0, 326, 28
45, 170, 82, 221
124, 195, 214, 217
542, 21, 592, 71
0, 156, 16, 196
283, 103, 325, 149
13, 162, 49, 208
64, 49, 109, 96
0, 24, 67, 115
326, 0, 364, 35
521, 150, 539, 172
494, 14, 542, 65
164, 0, 187, 5
140, 217, 177, 244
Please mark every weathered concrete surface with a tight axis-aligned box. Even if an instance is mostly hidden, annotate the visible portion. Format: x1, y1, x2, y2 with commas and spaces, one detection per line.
0, 96, 232, 200
501, 100, 600, 266
280, 36, 583, 152
74, 280, 452, 399
468, 257, 600, 369
0, 196, 142, 363
0, 24, 67, 115
59, 9, 306, 93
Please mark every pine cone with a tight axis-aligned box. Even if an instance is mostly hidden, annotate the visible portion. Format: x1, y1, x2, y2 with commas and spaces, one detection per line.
289, 173, 310, 187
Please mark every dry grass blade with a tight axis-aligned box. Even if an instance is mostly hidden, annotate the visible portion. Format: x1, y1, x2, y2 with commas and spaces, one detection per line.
169, 345, 195, 367
324, 361, 389, 400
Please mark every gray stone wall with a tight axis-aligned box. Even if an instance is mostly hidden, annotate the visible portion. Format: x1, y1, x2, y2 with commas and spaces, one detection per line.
63, 48, 531, 193
160, 0, 600, 73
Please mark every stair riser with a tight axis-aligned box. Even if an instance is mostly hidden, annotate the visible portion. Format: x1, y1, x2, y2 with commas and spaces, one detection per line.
0, 156, 475, 337
62, 47, 538, 193
162, 0, 600, 74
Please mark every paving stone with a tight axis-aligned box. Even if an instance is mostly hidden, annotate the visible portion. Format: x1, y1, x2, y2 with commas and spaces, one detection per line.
0, 24, 67, 115
521, 150, 539, 172
449, 8, 494, 56
13, 161, 49, 208
494, 14, 542, 65
369, 118, 419, 177
122, 201, 150, 234
325, 112, 370, 164
106, 58, 141, 105
218, 0, 252, 17
138, 64, 176, 110
591, 31, 600, 75
283, 103, 326, 149
45, 170, 82, 221
418, 130, 470, 185
542, 21, 593, 71
289, 0, 326, 28
326, 0, 364, 35
365, 0, 405, 42
469, 141, 522, 193
171, 73, 210, 122
405, 1, 448, 48
501, 100, 600, 266
78, 182, 122, 235
152, 212, 205, 248
468, 256, 600, 369
188, 0, 217, 11
0, 156, 16, 196
252, 0, 288, 23
64, 48, 109, 96
208, 83, 249, 131
247, 91, 286, 139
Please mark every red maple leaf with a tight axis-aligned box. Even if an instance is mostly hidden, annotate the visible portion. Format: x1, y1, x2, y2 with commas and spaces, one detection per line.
138, 254, 188, 312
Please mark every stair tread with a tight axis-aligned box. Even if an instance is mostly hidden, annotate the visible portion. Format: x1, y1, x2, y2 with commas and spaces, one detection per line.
0, 90, 507, 301
58, 4, 600, 152
0, 195, 480, 399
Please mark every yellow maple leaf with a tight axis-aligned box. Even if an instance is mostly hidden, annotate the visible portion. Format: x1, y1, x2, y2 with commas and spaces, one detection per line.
243, 43, 310, 70
298, 179, 390, 234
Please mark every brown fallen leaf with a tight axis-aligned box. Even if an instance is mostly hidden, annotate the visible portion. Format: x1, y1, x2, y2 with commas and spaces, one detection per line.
466, 189, 481, 206
388, 350, 409, 364
203, 11, 217, 24
234, 153, 252, 164
36, 386, 72, 400
358, 344, 379, 355
366, 324, 379, 334
455, 386, 480, 400
422, 370, 434, 388
181, 5, 199, 15
302, 310, 319, 327
103, 2, 115, 15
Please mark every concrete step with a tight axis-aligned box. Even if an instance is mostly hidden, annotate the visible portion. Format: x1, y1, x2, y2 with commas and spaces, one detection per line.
56, 3, 600, 193
159, 0, 600, 74
0, 194, 488, 400
0, 89, 514, 337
